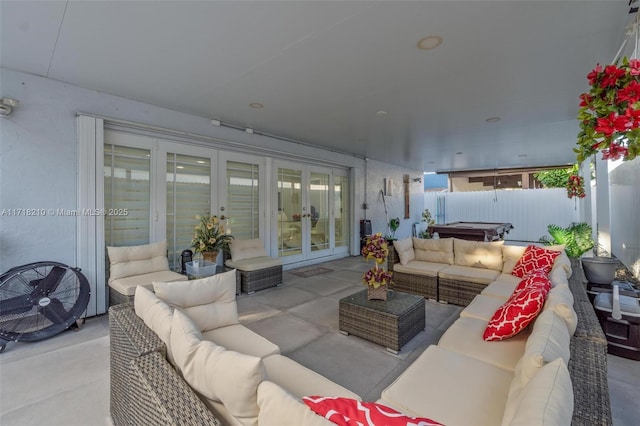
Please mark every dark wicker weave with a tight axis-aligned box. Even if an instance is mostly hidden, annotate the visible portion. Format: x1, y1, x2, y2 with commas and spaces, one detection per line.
389, 271, 438, 300
339, 290, 425, 352
568, 338, 611, 426
109, 304, 220, 425
437, 277, 487, 306
240, 265, 283, 294
567, 261, 612, 425
387, 244, 400, 271
110, 287, 134, 306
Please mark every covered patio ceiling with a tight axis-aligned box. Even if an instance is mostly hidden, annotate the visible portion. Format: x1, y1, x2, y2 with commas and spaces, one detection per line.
0, 1, 634, 172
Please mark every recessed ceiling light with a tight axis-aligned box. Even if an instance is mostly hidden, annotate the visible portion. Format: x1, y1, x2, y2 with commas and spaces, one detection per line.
485, 117, 501, 123
376, 110, 387, 117
427, 161, 435, 164
417, 35, 443, 50
249, 103, 264, 109
197, 160, 206, 164
518, 154, 528, 158
455, 152, 463, 155
177, 166, 184, 169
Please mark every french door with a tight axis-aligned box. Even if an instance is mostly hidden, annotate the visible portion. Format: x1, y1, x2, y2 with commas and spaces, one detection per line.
274, 161, 349, 264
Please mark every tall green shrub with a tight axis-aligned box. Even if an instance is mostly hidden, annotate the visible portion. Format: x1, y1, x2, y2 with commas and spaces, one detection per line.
540, 222, 594, 258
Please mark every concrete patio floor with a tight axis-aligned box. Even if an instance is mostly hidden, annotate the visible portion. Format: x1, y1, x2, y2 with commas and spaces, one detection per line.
0, 256, 638, 425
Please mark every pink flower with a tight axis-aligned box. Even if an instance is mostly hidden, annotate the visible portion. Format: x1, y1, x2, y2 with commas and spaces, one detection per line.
630, 59, 640, 76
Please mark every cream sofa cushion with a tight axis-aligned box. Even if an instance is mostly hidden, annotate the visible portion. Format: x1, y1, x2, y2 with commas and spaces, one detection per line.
393, 237, 415, 265
543, 283, 577, 335
393, 260, 447, 277
438, 316, 529, 371
107, 240, 170, 281
438, 265, 501, 285
230, 238, 268, 261
203, 324, 280, 358
257, 381, 333, 426
226, 257, 282, 272
461, 294, 506, 321
381, 345, 513, 426
109, 270, 187, 296
454, 238, 504, 271
502, 358, 573, 426
514, 310, 571, 389
154, 270, 238, 332
502, 245, 527, 275
262, 354, 361, 400
133, 286, 175, 362
412, 237, 454, 264
171, 310, 264, 426
480, 274, 521, 300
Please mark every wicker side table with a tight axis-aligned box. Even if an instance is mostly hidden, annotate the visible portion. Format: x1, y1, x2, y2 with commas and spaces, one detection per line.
339, 290, 425, 354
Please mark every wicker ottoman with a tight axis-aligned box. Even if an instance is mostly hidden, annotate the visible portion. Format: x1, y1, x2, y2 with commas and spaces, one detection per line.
339, 290, 425, 353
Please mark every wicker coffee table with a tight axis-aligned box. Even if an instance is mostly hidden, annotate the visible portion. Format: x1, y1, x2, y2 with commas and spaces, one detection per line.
339, 289, 425, 354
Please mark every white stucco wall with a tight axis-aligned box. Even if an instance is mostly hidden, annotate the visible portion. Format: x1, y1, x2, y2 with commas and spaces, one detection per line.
363, 159, 425, 240
0, 69, 373, 272
609, 157, 640, 278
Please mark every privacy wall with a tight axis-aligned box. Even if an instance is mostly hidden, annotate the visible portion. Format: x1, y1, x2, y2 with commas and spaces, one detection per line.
609, 158, 640, 278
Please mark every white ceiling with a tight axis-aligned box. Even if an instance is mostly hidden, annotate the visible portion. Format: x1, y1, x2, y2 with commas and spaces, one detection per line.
0, 1, 633, 172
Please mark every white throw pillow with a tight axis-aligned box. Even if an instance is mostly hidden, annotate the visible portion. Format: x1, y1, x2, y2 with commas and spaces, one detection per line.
153, 269, 238, 332
412, 237, 454, 264
230, 238, 268, 261
133, 286, 175, 363
543, 284, 577, 336
513, 310, 571, 390
257, 381, 333, 426
502, 358, 573, 426
171, 310, 264, 426
393, 237, 415, 265
454, 238, 504, 271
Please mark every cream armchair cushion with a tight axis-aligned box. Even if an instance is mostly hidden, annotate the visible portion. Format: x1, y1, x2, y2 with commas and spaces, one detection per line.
229, 238, 269, 261
107, 240, 171, 282
171, 310, 265, 426
154, 269, 238, 331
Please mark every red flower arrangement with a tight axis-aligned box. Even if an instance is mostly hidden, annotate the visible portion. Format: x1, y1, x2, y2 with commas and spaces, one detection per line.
361, 232, 389, 264
361, 232, 393, 288
577, 57, 640, 162
566, 174, 586, 199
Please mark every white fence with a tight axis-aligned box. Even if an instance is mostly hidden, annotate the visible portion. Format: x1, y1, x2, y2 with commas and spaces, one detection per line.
424, 188, 581, 243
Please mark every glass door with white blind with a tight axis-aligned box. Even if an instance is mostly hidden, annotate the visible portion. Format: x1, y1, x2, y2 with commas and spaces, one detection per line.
165, 151, 212, 270
103, 134, 153, 249
218, 153, 264, 242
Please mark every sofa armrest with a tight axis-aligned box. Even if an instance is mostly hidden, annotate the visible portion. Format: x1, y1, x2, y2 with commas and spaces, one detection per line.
126, 352, 220, 426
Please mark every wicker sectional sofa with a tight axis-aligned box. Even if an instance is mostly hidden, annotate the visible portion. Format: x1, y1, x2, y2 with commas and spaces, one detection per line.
110, 254, 611, 425
388, 237, 571, 306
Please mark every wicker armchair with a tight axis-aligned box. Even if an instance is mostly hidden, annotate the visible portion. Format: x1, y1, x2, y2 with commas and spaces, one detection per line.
225, 239, 283, 294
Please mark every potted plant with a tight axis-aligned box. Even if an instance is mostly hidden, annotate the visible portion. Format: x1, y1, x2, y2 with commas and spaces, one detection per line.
191, 214, 234, 262
539, 222, 594, 258
418, 209, 435, 239
576, 57, 640, 162
361, 233, 393, 300
386, 217, 400, 241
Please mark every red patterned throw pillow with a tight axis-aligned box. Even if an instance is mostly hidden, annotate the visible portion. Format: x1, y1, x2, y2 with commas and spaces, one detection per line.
511, 245, 561, 278
303, 396, 443, 426
513, 269, 552, 294
483, 284, 549, 341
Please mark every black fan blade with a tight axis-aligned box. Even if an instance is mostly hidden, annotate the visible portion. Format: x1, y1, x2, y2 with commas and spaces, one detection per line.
0, 294, 33, 315
31, 266, 66, 297
40, 298, 69, 324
